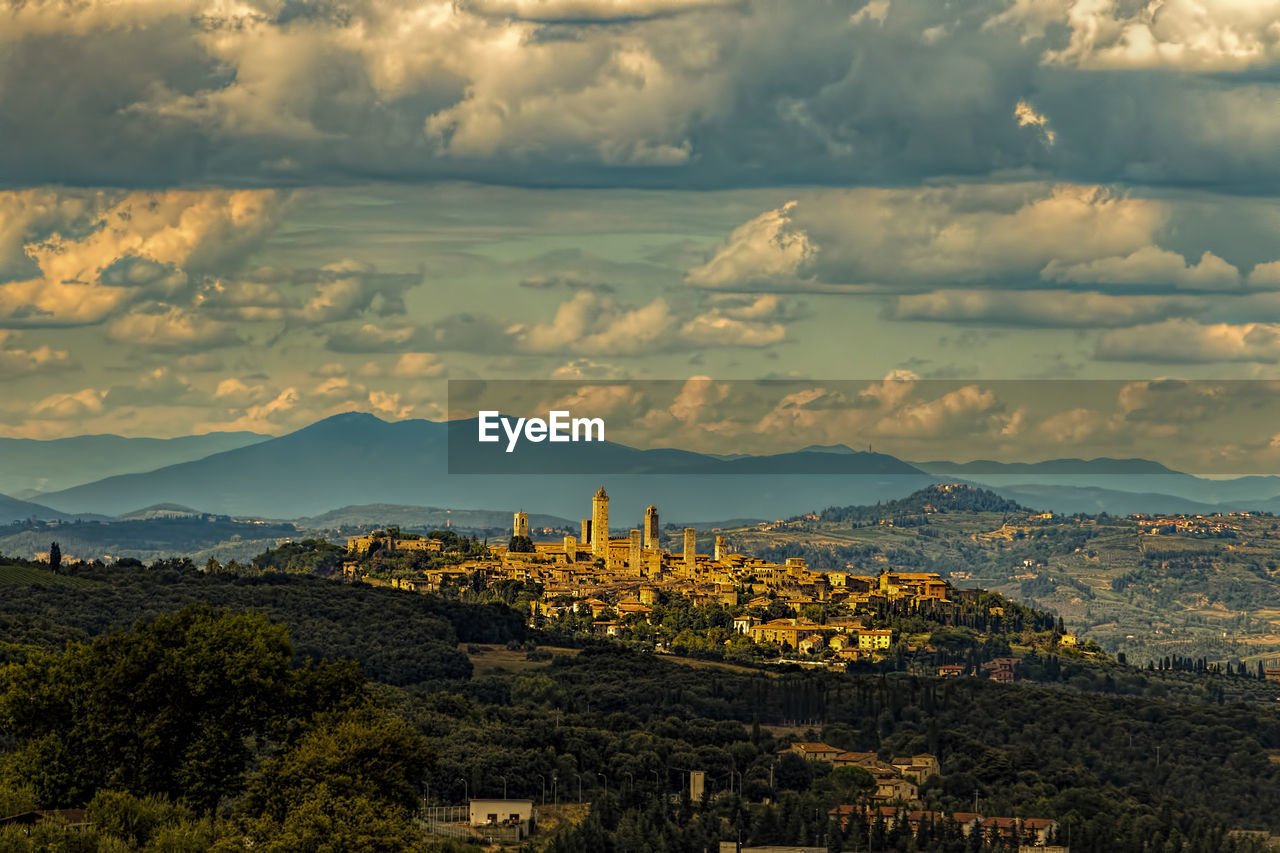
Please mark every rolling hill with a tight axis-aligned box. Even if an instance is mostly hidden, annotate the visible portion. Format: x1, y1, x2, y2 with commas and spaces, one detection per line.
34, 412, 939, 521
0, 492, 100, 525
0, 431, 267, 497
24, 412, 1280, 523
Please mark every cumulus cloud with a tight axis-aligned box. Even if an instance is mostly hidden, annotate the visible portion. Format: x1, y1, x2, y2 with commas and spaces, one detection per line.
108, 305, 243, 352
390, 353, 446, 378
212, 377, 272, 407
196, 261, 420, 324
866, 384, 1006, 440
30, 388, 108, 420
688, 184, 1187, 291
1097, 319, 1280, 363
1249, 260, 1280, 288
1042, 247, 1240, 290
462, 0, 737, 21
0, 331, 75, 375
1038, 0, 1280, 72
105, 367, 195, 406
684, 202, 815, 288
687, 184, 1280, 314
506, 290, 789, 355
550, 358, 626, 379
0, 189, 285, 328
890, 289, 1204, 327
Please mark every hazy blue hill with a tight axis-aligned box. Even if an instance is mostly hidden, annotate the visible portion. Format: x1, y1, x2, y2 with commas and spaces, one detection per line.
36, 412, 446, 518
989, 483, 1226, 516
920, 457, 1181, 475
0, 431, 267, 496
919, 458, 1280, 506
34, 412, 1280, 522
298, 504, 574, 532
35, 412, 939, 521
117, 504, 212, 520
0, 492, 97, 524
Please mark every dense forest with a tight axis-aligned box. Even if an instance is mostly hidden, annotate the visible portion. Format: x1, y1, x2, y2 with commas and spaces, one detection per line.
0, 560, 524, 683
1, 555, 1279, 851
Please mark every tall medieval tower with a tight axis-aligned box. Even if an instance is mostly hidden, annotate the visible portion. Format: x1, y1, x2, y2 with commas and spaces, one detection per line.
592, 487, 609, 558
643, 505, 659, 550
513, 511, 529, 539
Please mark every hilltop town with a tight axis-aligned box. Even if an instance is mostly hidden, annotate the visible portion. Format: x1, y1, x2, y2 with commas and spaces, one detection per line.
343, 487, 1085, 677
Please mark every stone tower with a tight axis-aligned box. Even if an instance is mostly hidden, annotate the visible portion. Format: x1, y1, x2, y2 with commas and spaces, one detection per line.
714, 534, 725, 562
683, 527, 696, 573
592, 487, 609, 558
581, 519, 591, 545
513, 511, 529, 539
643, 505, 659, 550
629, 529, 643, 574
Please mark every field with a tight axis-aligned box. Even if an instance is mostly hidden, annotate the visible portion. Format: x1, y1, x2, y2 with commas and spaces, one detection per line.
0, 562, 103, 588
463, 643, 582, 677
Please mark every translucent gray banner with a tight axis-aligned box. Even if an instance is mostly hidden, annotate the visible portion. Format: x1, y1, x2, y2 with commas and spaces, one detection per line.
447, 378, 1280, 477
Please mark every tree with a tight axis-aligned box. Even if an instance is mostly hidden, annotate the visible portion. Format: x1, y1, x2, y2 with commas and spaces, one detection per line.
48, 542, 60, 573
0, 604, 362, 813
236, 705, 432, 852
509, 535, 535, 553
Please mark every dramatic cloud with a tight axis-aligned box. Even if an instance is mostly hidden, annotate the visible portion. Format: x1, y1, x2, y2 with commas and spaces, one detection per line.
0, 189, 285, 328
5, 0, 1280, 190
687, 183, 1260, 293
1035, 0, 1280, 72
684, 202, 814, 288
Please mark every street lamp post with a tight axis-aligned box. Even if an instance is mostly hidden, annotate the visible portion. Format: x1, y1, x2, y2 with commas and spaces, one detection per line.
537, 774, 546, 805
456, 777, 468, 804
574, 773, 583, 802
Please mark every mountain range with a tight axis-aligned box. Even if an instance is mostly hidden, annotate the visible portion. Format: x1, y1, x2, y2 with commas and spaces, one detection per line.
8, 412, 1280, 523
0, 432, 266, 498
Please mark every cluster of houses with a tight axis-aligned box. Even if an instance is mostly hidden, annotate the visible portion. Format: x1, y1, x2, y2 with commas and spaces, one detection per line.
1128, 513, 1243, 537
783, 740, 1064, 851
828, 806, 1064, 851
782, 742, 940, 806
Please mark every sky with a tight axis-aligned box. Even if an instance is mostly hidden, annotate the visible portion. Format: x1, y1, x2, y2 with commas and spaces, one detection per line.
5, 0, 1280, 466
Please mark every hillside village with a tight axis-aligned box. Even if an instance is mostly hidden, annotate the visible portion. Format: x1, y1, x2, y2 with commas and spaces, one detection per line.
343, 486, 1086, 676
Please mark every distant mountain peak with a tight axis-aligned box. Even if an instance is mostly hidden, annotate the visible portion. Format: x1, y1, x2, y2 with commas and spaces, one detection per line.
306, 411, 390, 428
